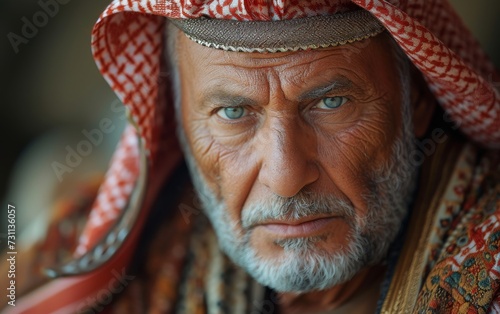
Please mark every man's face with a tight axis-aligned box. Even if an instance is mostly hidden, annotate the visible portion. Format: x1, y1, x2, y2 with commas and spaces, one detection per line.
175, 31, 416, 292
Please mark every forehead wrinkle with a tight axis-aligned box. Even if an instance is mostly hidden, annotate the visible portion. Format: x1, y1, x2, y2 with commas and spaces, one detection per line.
266, 68, 291, 106
208, 43, 369, 71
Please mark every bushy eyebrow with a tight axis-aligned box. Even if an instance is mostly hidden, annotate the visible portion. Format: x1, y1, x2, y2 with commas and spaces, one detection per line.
203, 93, 258, 108
298, 77, 357, 101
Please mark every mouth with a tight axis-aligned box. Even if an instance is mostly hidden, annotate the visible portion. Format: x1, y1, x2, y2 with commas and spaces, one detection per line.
256, 216, 339, 238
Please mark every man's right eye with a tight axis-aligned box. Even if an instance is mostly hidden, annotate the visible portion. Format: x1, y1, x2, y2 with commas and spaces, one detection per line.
216, 106, 247, 120
315, 96, 348, 110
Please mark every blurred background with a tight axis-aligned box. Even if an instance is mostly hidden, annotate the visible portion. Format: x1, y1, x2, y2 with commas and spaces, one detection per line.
0, 0, 124, 250
0, 0, 500, 248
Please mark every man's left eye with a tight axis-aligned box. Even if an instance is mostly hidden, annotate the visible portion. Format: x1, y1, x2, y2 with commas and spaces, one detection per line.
316, 96, 348, 109
216, 106, 247, 120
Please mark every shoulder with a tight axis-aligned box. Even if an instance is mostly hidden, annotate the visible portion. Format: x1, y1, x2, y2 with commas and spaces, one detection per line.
416, 148, 500, 313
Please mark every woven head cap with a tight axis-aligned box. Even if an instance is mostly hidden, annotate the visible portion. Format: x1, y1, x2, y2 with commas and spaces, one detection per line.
169, 10, 386, 52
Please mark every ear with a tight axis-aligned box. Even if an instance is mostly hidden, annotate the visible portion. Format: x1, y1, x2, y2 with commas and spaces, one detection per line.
409, 65, 437, 138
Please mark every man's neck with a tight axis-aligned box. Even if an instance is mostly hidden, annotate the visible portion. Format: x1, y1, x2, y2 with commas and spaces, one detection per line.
275, 265, 386, 314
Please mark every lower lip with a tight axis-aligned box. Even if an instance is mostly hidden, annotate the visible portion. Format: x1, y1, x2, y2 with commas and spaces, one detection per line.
261, 217, 337, 237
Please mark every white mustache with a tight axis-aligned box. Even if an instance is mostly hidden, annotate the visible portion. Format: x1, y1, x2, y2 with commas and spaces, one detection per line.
241, 191, 355, 229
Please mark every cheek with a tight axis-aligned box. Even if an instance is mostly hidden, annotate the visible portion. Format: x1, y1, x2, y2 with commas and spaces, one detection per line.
317, 102, 399, 212
218, 148, 261, 220
183, 110, 222, 191
185, 115, 260, 217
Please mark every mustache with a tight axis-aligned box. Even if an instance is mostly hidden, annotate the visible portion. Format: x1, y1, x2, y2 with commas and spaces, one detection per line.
241, 191, 355, 229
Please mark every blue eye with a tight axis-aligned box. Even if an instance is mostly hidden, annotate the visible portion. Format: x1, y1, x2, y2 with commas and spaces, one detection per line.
217, 106, 246, 120
317, 96, 348, 109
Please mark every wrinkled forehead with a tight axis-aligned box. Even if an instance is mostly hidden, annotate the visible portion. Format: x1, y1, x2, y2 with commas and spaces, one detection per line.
175, 29, 397, 78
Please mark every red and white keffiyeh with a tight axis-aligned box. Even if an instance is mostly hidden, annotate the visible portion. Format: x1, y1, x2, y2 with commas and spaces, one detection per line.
12, 1, 499, 313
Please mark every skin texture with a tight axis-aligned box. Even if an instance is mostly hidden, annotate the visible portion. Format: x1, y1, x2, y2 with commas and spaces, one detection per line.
175, 30, 435, 312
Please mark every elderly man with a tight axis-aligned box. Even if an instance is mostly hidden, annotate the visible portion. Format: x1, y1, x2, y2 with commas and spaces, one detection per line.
6, 0, 500, 313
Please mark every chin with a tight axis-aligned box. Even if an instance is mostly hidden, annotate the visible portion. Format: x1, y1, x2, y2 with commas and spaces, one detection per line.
220, 228, 371, 293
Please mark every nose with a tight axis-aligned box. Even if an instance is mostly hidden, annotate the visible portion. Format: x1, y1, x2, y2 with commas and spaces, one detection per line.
257, 117, 319, 197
